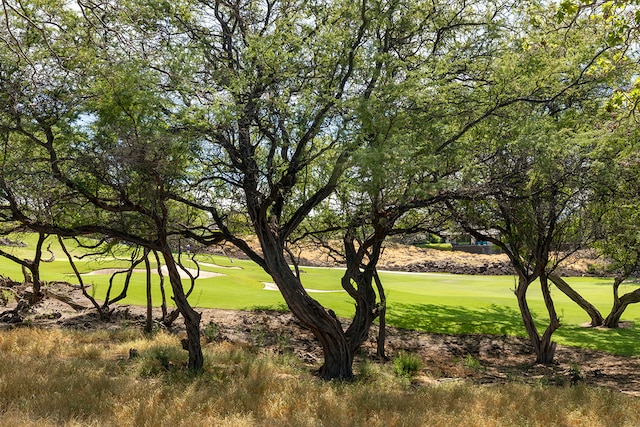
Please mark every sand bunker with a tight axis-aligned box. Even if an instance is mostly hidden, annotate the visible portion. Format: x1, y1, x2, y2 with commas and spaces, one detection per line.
199, 262, 242, 270
262, 282, 345, 293
84, 266, 225, 279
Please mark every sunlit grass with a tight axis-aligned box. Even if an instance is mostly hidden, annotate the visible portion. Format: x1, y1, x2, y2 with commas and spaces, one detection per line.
0, 328, 639, 427
3, 234, 640, 356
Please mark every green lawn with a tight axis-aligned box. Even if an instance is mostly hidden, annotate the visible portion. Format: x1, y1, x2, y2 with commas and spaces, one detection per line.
2, 235, 639, 357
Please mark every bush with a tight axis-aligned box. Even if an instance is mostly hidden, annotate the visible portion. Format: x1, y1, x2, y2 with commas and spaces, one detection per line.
415, 243, 453, 251
202, 321, 219, 343
393, 351, 422, 378
138, 344, 186, 376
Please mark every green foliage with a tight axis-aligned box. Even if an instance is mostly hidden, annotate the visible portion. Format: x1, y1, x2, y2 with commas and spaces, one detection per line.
138, 344, 187, 377
463, 354, 483, 372
202, 321, 219, 344
393, 351, 422, 378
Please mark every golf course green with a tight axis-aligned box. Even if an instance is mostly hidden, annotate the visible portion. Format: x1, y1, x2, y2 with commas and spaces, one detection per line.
2, 235, 638, 357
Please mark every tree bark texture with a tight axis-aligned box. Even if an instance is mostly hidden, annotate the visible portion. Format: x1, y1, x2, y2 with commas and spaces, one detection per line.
144, 250, 153, 334
161, 248, 203, 372
259, 232, 353, 380
538, 274, 560, 364
603, 280, 640, 328
515, 275, 558, 365
549, 273, 603, 326
343, 267, 379, 356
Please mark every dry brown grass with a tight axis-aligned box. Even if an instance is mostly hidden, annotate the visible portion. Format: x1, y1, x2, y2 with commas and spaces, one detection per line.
1, 327, 639, 427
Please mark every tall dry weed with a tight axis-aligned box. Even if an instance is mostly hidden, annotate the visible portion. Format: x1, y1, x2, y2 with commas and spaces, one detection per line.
0, 327, 639, 426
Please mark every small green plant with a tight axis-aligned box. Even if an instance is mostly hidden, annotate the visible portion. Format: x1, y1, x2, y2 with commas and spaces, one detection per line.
138, 345, 185, 376
569, 362, 583, 385
250, 326, 266, 347
0, 289, 12, 305
463, 353, 482, 371
393, 351, 422, 378
202, 321, 218, 343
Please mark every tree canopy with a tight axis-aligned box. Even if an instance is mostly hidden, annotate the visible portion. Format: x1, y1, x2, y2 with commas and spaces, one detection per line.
0, 0, 638, 378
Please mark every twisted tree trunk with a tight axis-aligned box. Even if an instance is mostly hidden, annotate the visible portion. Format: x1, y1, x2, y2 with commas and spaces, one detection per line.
160, 246, 203, 372
549, 273, 603, 326
260, 232, 353, 380
603, 278, 640, 328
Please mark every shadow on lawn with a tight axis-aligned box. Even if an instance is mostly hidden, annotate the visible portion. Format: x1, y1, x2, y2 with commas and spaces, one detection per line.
386, 302, 640, 357
386, 302, 524, 336
555, 324, 640, 357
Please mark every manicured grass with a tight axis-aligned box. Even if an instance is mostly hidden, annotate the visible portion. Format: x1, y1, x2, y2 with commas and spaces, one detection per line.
3, 235, 640, 357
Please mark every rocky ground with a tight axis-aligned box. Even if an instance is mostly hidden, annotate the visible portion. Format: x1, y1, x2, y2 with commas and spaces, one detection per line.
1, 244, 639, 396
216, 240, 604, 276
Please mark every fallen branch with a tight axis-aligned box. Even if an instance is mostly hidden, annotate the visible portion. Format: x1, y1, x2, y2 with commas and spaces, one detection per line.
45, 290, 88, 311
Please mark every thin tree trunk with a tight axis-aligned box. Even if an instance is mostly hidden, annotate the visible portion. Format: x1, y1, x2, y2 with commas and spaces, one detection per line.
58, 237, 105, 319
103, 251, 145, 309
539, 273, 560, 364
549, 272, 603, 326
144, 250, 153, 334
153, 250, 168, 321
160, 247, 203, 372
373, 269, 387, 360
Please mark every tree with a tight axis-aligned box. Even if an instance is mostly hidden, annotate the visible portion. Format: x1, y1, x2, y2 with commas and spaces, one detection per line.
589, 105, 640, 328
443, 0, 638, 363
0, 0, 211, 371
164, 0, 533, 379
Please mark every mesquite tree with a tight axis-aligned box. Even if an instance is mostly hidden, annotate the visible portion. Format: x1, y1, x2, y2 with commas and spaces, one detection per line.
165, 0, 524, 379
0, 0, 209, 371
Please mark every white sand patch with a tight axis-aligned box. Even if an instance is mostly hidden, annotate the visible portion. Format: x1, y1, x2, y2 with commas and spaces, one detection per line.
84, 267, 225, 279
262, 282, 345, 293
199, 262, 242, 270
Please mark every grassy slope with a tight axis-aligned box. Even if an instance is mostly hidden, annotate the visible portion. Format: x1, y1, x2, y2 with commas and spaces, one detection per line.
3, 235, 639, 356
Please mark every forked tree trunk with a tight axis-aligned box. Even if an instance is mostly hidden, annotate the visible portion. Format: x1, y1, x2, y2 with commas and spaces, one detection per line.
340, 230, 387, 361
58, 237, 106, 319
160, 247, 203, 372
549, 273, 603, 326
515, 274, 559, 364
603, 279, 640, 328
260, 235, 353, 380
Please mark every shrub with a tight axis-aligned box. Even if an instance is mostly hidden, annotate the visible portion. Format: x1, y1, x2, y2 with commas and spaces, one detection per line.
202, 321, 219, 343
416, 243, 453, 251
393, 351, 422, 378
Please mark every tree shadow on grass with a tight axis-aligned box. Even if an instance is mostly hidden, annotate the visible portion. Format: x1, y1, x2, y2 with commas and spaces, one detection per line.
555, 324, 640, 357
386, 302, 640, 357
386, 302, 525, 337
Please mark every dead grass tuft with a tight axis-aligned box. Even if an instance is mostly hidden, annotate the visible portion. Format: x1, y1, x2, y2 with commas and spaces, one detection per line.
1, 327, 639, 426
